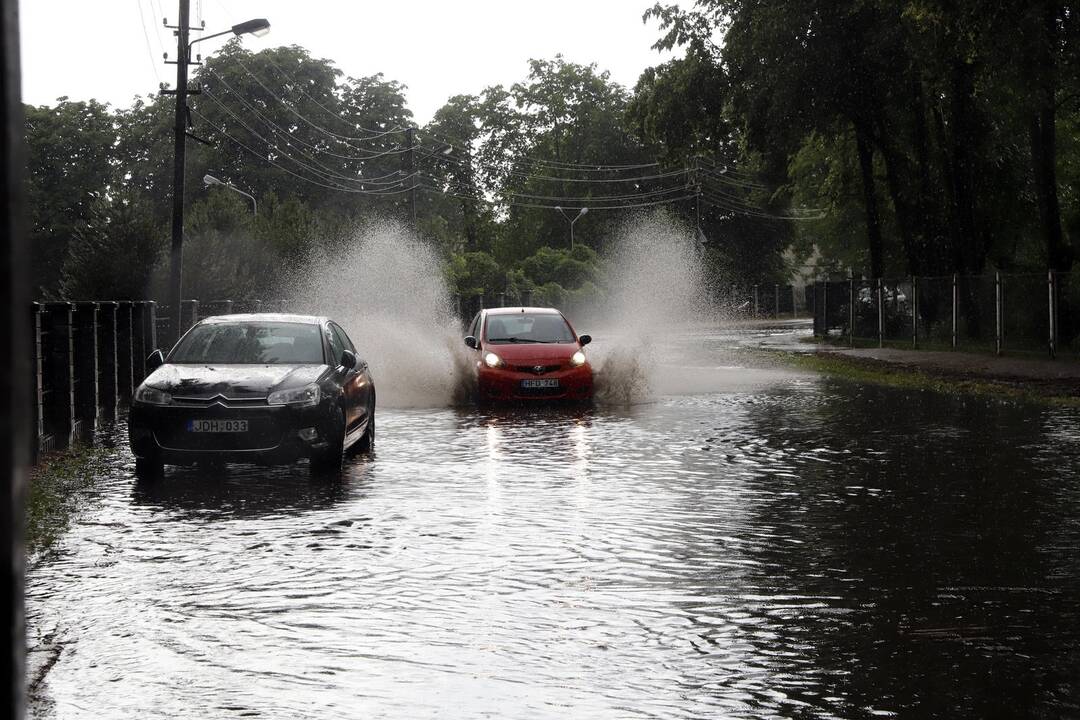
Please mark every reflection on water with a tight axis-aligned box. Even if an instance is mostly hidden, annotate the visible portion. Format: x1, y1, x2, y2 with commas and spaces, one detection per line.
25, 370, 1080, 719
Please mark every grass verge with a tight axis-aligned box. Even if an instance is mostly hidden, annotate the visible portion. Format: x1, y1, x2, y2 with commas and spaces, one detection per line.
27, 444, 109, 561
775, 350, 1080, 408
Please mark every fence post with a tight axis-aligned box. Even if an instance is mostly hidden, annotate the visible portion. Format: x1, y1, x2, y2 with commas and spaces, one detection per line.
31, 304, 46, 460
995, 271, 1002, 356
43, 303, 76, 449
497, 292, 506, 308
911, 276, 918, 348
131, 303, 146, 384
181, 299, 199, 335
222, 299, 233, 315
252, 299, 262, 313
792, 285, 798, 319
951, 274, 958, 350
116, 303, 134, 402
97, 302, 117, 418
753, 284, 759, 318
1049, 270, 1057, 359
146, 301, 158, 354
774, 284, 779, 319
478, 293, 485, 310
521, 290, 532, 307
822, 281, 828, 336
73, 303, 99, 436
877, 278, 884, 348
848, 277, 854, 347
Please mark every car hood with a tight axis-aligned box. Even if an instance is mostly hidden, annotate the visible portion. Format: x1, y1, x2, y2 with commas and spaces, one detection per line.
483, 342, 581, 365
142, 364, 328, 398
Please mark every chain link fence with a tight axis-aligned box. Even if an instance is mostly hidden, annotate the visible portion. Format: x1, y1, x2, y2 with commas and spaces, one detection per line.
811, 271, 1080, 358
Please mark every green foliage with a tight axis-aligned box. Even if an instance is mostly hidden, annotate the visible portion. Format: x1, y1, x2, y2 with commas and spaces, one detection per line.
59, 196, 165, 300
25, 99, 119, 295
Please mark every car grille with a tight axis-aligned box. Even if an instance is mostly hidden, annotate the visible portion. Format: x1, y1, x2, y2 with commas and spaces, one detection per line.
171, 395, 268, 408
512, 364, 562, 374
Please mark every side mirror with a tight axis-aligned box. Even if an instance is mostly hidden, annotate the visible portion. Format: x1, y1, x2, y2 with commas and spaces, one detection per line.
146, 349, 165, 370
464, 336, 478, 349
340, 349, 357, 370
578, 334, 592, 346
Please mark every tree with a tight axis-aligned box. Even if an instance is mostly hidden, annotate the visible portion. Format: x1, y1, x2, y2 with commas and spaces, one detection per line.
25, 98, 119, 295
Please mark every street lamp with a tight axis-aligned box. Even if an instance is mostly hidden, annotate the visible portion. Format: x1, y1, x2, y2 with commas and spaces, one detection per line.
555, 206, 588, 250
167, 1, 269, 343
203, 174, 257, 214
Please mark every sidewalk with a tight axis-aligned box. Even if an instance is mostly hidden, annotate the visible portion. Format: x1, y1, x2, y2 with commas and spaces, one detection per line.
821, 346, 1080, 395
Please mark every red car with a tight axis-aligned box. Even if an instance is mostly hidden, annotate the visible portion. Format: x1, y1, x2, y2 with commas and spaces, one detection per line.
464, 307, 593, 403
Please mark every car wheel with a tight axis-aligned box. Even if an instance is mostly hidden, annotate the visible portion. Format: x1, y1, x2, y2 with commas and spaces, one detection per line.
311, 406, 345, 475
135, 456, 163, 482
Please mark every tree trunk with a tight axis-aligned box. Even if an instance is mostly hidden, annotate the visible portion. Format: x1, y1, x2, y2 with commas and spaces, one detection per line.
1028, 1, 1070, 271
949, 60, 982, 273
856, 128, 884, 278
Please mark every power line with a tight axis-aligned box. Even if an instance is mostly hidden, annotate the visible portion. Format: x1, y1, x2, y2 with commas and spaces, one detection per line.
203, 68, 410, 163
136, 0, 163, 86
700, 189, 825, 221
194, 98, 415, 192
418, 184, 699, 212
419, 145, 692, 185
191, 106, 418, 196
207, 0, 407, 140
228, 53, 410, 149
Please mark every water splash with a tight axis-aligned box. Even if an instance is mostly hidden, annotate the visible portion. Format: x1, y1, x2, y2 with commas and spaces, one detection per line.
285, 219, 470, 407
588, 211, 717, 404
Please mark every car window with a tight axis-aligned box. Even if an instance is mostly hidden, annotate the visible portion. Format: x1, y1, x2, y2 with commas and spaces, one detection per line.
329, 322, 356, 353
170, 322, 325, 364
484, 313, 575, 344
325, 324, 345, 366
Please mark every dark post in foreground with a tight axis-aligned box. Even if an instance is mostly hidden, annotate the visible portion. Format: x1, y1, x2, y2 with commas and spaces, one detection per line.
1, 0, 27, 715
167, 0, 192, 354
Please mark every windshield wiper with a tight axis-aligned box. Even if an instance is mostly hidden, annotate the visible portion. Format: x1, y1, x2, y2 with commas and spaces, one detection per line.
487, 337, 551, 343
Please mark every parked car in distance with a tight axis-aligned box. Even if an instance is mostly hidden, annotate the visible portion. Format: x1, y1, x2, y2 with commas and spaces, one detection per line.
464, 307, 593, 403
129, 314, 374, 478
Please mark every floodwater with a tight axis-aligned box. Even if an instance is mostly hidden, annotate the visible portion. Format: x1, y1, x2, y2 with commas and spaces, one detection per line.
25, 326, 1080, 719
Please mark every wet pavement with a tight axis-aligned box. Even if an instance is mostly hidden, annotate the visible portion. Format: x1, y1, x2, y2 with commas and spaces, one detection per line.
25, 328, 1080, 719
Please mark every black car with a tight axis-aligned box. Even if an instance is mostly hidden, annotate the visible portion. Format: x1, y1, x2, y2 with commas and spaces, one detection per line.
129, 314, 375, 478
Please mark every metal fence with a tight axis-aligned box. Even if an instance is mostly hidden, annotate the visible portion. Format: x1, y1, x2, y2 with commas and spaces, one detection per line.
811, 271, 1080, 358
28, 298, 298, 461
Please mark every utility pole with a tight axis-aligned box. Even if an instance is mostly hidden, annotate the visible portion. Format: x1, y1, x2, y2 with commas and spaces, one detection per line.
1, 0, 29, 716
404, 127, 416, 231
166, 0, 191, 344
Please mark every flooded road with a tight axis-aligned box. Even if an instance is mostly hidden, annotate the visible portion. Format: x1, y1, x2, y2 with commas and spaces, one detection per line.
25, 329, 1080, 719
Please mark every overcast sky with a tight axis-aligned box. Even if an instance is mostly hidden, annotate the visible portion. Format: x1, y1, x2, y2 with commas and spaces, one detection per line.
20, 0, 682, 123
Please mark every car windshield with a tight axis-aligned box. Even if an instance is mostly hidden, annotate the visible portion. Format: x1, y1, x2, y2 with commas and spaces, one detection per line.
170, 322, 325, 364
485, 313, 575, 344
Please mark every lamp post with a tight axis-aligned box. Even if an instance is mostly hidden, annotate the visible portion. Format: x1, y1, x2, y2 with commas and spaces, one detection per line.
166, 1, 269, 342
203, 174, 257, 214
555, 206, 588, 250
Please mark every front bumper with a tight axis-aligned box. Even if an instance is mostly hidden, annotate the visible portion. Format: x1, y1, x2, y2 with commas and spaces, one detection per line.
128, 400, 332, 465
477, 363, 593, 402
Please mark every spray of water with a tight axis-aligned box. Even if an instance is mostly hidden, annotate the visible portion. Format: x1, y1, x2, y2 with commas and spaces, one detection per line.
285, 219, 471, 408
588, 211, 718, 404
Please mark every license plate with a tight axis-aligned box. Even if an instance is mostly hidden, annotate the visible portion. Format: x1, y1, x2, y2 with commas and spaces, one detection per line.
521, 379, 560, 389
187, 419, 248, 433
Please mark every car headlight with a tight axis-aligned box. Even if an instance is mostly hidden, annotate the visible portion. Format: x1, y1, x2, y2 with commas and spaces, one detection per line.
570, 350, 586, 367
268, 383, 320, 407
484, 352, 504, 368
134, 385, 172, 405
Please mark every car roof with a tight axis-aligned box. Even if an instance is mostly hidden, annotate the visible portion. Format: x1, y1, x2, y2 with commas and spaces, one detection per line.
198, 313, 327, 325
483, 306, 562, 316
